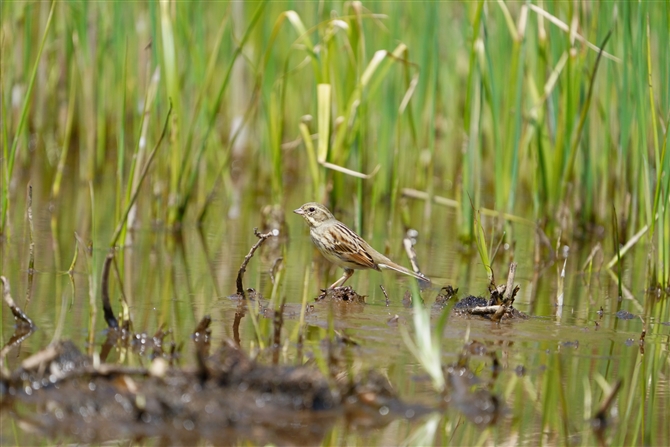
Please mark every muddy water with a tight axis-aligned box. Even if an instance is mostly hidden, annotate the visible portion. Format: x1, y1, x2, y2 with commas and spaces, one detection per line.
1, 184, 668, 445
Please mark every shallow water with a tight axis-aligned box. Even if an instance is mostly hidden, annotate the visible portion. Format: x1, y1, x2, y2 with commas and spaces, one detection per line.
1, 181, 668, 446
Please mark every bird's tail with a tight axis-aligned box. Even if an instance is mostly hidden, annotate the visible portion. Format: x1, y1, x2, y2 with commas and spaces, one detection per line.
378, 261, 432, 287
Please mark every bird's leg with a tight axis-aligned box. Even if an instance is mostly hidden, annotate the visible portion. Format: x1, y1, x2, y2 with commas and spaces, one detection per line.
329, 268, 354, 289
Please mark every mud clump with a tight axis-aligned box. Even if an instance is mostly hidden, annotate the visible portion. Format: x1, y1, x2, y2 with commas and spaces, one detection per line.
450, 263, 528, 321
452, 295, 528, 321
434, 285, 459, 309
454, 295, 489, 310
316, 286, 366, 304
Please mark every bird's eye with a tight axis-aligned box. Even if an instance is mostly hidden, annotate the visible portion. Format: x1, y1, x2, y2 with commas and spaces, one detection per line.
308, 207, 315, 212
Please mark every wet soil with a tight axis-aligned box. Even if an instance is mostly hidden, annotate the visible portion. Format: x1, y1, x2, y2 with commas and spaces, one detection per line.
1, 334, 431, 445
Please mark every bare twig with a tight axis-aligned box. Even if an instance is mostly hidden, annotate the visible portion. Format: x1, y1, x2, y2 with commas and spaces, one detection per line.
193, 315, 212, 382
236, 228, 277, 299
469, 305, 504, 315
25, 184, 35, 308
592, 379, 623, 446
503, 262, 517, 304
1, 276, 36, 377
20, 344, 59, 370
638, 316, 647, 354
0, 327, 34, 379
101, 252, 119, 329
490, 304, 508, 322
1, 276, 35, 328
380, 284, 390, 307
402, 231, 423, 274
272, 301, 285, 365
232, 302, 246, 346
112, 255, 132, 327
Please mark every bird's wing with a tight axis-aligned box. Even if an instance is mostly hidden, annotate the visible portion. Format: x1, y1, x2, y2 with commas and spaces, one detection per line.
330, 222, 378, 270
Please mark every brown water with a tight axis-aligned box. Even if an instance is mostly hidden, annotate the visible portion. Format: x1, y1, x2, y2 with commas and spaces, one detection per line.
1, 180, 668, 446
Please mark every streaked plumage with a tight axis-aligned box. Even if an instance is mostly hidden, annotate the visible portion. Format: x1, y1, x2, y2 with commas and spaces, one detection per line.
294, 202, 431, 288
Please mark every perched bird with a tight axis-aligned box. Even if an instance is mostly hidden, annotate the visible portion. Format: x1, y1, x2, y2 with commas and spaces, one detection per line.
294, 202, 431, 289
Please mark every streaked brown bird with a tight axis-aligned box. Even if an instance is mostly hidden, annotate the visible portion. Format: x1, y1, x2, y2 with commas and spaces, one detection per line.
294, 202, 430, 288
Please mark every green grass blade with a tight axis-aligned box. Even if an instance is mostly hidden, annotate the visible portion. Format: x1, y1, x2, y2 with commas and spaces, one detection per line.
2, 0, 56, 234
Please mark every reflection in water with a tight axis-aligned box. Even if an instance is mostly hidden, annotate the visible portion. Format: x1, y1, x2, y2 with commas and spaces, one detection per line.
1, 199, 667, 445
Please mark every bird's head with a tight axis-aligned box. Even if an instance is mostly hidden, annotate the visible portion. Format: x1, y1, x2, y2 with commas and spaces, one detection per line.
293, 202, 334, 228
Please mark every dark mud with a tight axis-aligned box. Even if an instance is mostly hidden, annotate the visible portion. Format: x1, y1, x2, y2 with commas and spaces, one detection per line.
1, 334, 430, 445
316, 286, 366, 304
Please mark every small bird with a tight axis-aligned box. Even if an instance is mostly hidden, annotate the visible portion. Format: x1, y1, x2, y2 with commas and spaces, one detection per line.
294, 202, 431, 289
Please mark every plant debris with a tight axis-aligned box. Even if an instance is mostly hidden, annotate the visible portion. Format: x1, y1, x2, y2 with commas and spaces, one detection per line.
452, 263, 527, 321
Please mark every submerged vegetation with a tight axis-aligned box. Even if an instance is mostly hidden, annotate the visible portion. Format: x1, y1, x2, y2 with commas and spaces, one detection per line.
1, 1, 669, 445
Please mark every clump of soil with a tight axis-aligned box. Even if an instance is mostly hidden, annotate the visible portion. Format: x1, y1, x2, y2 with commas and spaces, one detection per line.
316, 286, 366, 304
454, 295, 489, 310
452, 294, 528, 321
434, 285, 459, 309
450, 263, 528, 321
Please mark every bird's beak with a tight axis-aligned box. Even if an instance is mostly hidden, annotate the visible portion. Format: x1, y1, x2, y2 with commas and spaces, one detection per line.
293, 208, 304, 215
